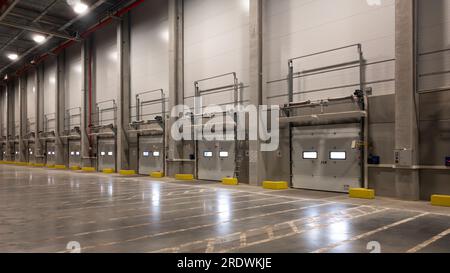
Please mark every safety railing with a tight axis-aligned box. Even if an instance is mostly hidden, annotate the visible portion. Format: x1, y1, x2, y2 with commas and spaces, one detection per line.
88, 99, 117, 137
44, 113, 56, 133
417, 47, 450, 94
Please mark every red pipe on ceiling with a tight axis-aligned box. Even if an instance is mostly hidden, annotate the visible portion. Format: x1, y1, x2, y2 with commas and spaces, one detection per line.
14, 0, 145, 77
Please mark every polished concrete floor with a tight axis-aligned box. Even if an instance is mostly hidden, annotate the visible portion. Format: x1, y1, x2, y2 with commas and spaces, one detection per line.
0, 165, 450, 253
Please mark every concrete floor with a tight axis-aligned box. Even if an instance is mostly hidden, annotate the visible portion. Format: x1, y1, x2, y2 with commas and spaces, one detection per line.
0, 165, 450, 253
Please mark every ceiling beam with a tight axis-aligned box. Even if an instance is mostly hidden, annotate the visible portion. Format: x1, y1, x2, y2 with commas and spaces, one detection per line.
0, 21, 81, 41
0, 0, 20, 22
0, 0, 109, 76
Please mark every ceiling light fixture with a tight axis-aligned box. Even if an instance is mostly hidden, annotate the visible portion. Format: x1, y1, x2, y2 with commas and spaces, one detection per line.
73, 2, 88, 14
7, 53, 18, 60
33, 34, 46, 44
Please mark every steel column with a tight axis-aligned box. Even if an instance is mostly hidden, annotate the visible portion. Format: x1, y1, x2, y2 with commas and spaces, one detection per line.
117, 13, 131, 171
248, 0, 264, 186
80, 39, 94, 168
18, 74, 27, 162
167, 0, 186, 176
394, 0, 420, 200
56, 51, 67, 166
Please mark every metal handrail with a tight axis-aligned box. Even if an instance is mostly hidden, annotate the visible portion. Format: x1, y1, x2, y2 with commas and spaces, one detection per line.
135, 89, 165, 123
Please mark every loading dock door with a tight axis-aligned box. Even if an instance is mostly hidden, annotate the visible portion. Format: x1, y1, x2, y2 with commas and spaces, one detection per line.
27, 142, 35, 164
98, 138, 116, 172
68, 140, 81, 168
14, 143, 20, 162
197, 140, 235, 181
0, 143, 5, 160
138, 135, 164, 175
46, 141, 56, 166
292, 123, 361, 193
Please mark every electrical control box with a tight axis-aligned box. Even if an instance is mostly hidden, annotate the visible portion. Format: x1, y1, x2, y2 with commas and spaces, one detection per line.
394, 149, 413, 166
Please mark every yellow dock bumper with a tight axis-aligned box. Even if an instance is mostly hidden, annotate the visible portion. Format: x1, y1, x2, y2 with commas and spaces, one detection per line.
263, 181, 289, 190
150, 172, 164, 178
82, 167, 96, 172
349, 188, 375, 199
175, 174, 194, 181
119, 170, 136, 176
431, 195, 450, 207
222, 177, 238, 185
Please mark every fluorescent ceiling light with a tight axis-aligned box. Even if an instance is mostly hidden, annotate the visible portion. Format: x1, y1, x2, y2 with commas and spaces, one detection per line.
73, 2, 88, 14
33, 34, 46, 44
7, 53, 18, 60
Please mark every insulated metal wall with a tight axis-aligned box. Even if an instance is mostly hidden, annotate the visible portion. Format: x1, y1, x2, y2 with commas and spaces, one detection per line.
184, 0, 250, 107
95, 23, 119, 104
130, 0, 169, 121
94, 23, 118, 127
64, 44, 82, 130
1, 90, 6, 137
417, 0, 450, 93
65, 44, 82, 110
43, 57, 57, 131
26, 71, 36, 129
417, 0, 450, 198
14, 79, 19, 136
263, 0, 396, 104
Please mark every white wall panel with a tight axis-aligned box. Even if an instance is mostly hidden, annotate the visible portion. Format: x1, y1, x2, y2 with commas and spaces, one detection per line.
65, 44, 82, 110
14, 79, 19, 135
94, 23, 118, 126
26, 71, 36, 130
418, 0, 450, 92
130, 0, 169, 121
1, 91, 6, 136
184, 0, 250, 108
65, 44, 82, 129
43, 58, 57, 115
95, 23, 118, 104
263, 0, 396, 103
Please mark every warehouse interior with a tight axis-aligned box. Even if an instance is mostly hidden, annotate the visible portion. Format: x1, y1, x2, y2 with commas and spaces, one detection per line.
0, 0, 449, 254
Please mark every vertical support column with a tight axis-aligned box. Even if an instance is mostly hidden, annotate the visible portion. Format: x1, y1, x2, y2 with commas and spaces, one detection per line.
6, 82, 14, 160
394, 0, 420, 200
0, 86, 3, 158
18, 75, 27, 162
35, 65, 43, 164
0, 86, 3, 161
167, 0, 185, 176
81, 39, 93, 168
56, 51, 67, 166
117, 14, 131, 171
248, 0, 264, 186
